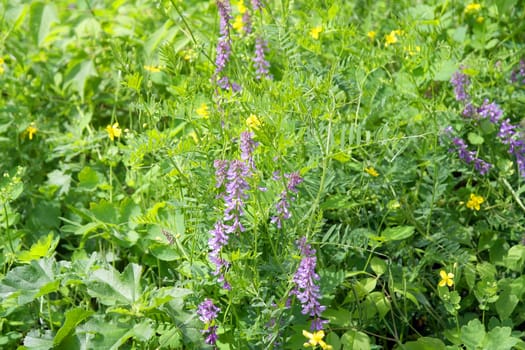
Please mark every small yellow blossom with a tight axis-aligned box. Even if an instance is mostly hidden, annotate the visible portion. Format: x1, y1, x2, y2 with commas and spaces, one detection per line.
144, 65, 161, 73
364, 166, 379, 177
476, 16, 484, 23
236, 0, 247, 14
106, 123, 122, 141
404, 45, 421, 56
26, 123, 38, 140
246, 114, 262, 130
464, 3, 481, 14
196, 103, 210, 118
303, 330, 332, 350
438, 270, 454, 287
367, 31, 377, 40
385, 30, 403, 47
233, 15, 244, 32
0, 57, 4, 74
466, 193, 484, 211
310, 26, 323, 40
182, 49, 197, 61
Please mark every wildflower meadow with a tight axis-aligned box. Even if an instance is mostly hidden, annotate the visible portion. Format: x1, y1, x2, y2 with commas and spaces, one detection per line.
1, 0, 525, 349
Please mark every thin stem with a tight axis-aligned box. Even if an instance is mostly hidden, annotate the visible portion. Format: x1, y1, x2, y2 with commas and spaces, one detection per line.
3, 203, 15, 254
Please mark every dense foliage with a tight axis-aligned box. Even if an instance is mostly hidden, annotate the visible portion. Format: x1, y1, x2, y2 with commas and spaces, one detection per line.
1, 0, 525, 349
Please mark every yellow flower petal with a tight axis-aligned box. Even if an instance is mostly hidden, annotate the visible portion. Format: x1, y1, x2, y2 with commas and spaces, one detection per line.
310, 26, 323, 40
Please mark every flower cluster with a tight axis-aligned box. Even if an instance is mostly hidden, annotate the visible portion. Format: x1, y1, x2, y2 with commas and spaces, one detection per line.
510, 59, 525, 84
450, 69, 470, 102
466, 193, 484, 211
208, 133, 258, 288
253, 37, 272, 80
450, 137, 492, 175
497, 119, 525, 176
197, 299, 220, 345
271, 172, 303, 228
213, 0, 241, 92
450, 67, 525, 177
291, 237, 328, 331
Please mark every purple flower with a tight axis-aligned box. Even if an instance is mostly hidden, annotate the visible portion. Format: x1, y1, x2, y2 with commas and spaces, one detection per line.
271, 172, 303, 228
197, 299, 220, 345
497, 119, 525, 177
242, 11, 252, 34
198, 299, 220, 323
215, 38, 231, 75
251, 0, 263, 11
451, 137, 492, 175
450, 69, 470, 102
217, 0, 232, 36
240, 131, 258, 164
214, 160, 229, 188
285, 172, 303, 193
462, 102, 476, 118
253, 37, 272, 80
510, 59, 525, 84
477, 99, 503, 123
291, 237, 327, 331
224, 160, 251, 233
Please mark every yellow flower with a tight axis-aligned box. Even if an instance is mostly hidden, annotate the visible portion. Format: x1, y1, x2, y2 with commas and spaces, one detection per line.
26, 123, 37, 140
464, 3, 481, 14
385, 30, 398, 46
466, 193, 484, 211
310, 26, 323, 40
303, 330, 332, 350
196, 103, 210, 118
438, 270, 454, 287
364, 166, 379, 177
233, 15, 244, 32
144, 65, 161, 73
0, 57, 4, 74
236, 0, 247, 14
246, 114, 262, 130
404, 45, 421, 56
106, 123, 122, 141
367, 31, 377, 40
476, 16, 484, 23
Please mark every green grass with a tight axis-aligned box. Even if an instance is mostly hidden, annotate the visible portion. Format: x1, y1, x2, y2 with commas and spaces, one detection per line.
1, 0, 525, 349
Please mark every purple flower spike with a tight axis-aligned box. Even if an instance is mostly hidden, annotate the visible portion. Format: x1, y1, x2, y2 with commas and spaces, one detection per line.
510, 59, 525, 84
251, 0, 263, 11
292, 237, 328, 331
477, 99, 503, 123
451, 137, 492, 175
240, 131, 258, 166
214, 160, 229, 188
450, 69, 470, 102
197, 299, 221, 345
253, 37, 272, 80
271, 172, 303, 228
217, 0, 232, 36
224, 160, 251, 232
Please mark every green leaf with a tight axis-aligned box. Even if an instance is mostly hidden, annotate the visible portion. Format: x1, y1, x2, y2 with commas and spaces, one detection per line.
461, 319, 485, 350
46, 169, 71, 196
381, 226, 415, 241
503, 245, 525, 272
64, 59, 98, 100
90, 200, 118, 224
54, 308, 94, 346
23, 329, 54, 350
341, 329, 370, 350
18, 233, 59, 263
29, 2, 58, 46
366, 292, 391, 318
324, 308, 353, 327
495, 288, 519, 321
78, 166, 102, 190
370, 257, 387, 276
483, 327, 520, 350
86, 263, 142, 305
467, 132, 484, 145
0, 258, 57, 306
402, 337, 446, 350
